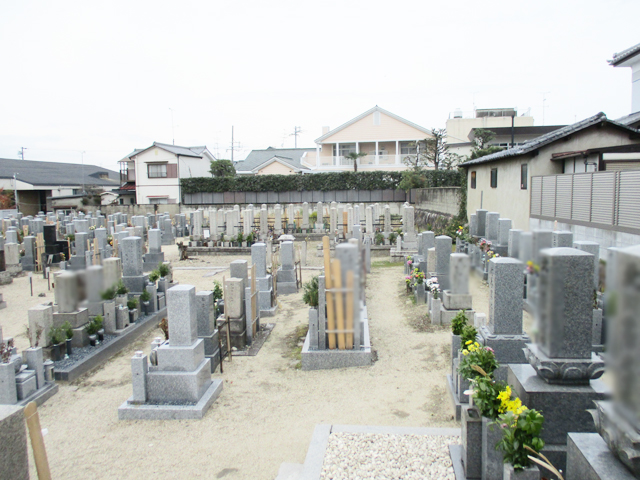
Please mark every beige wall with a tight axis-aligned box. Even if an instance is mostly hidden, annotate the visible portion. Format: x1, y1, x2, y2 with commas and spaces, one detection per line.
257, 161, 298, 175
322, 111, 430, 143
466, 124, 640, 231
446, 115, 534, 145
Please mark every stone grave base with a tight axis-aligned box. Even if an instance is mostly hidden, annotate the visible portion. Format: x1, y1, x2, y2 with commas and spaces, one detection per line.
508, 363, 610, 473
259, 302, 279, 317
448, 444, 467, 480
439, 307, 475, 326
277, 281, 297, 295
566, 432, 636, 480
16, 382, 59, 408
479, 326, 530, 364
118, 379, 223, 420
301, 315, 372, 371
446, 374, 464, 421
0, 271, 12, 285
53, 309, 89, 329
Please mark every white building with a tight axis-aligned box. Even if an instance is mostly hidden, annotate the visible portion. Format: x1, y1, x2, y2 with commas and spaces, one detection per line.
609, 42, 640, 115
118, 142, 216, 205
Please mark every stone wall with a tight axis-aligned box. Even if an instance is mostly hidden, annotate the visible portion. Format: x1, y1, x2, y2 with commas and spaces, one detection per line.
411, 187, 460, 217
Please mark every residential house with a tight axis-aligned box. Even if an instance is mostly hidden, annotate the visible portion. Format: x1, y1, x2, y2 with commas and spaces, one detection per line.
461, 112, 640, 230
609, 42, 640, 114
446, 107, 565, 158
304, 106, 433, 172
235, 147, 314, 175
118, 142, 215, 205
0, 158, 120, 215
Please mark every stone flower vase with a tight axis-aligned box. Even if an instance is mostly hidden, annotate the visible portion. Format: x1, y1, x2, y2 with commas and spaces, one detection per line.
503, 463, 540, 480
65, 338, 73, 357
456, 351, 470, 404
482, 417, 505, 480
89, 334, 97, 347
51, 342, 64, 362
461, 406, 482, 479
430, 297, 442, 325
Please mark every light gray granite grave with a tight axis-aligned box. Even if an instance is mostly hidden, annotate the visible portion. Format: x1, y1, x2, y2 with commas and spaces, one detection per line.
276, 241, 297, 294
121, 236, 146, 293
118, 284, 222, 420
252, 243, 278, 316
509, 247, 609, 473
143, 229, 164, 272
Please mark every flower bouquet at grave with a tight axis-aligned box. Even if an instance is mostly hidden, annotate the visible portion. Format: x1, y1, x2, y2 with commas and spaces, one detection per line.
107, 235, 113, 246
478, 238, 492, 252
302, 276, 319, 308
497, 408, 547, 472
411, 268, 425, 285
89, 225, 96, 231
148, 270, 160, 283
486, 250, 499, 260
426, 276, 440, 299
157, 262, 170, 279
405, 275, 412, 292
458, 340, 498, 383
525, 261, 539, 275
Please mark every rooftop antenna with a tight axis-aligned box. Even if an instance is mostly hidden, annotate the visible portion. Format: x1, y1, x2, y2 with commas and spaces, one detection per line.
169, 108, 175, 145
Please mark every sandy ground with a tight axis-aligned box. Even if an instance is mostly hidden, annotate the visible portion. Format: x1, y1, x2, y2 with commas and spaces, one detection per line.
1, 242, 500, 480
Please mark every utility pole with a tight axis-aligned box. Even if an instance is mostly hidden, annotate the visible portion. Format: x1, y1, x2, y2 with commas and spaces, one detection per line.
18, 147, 26, 160
13, 173, 19, 212
81, 151, 86, 195
169, 108, 175, 145
541, 92, 550, 126
291, 126, 301, 148
228, 126, 241, 162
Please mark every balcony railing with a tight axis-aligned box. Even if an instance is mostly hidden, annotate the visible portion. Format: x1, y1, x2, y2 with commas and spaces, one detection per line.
319, 154, 416, 167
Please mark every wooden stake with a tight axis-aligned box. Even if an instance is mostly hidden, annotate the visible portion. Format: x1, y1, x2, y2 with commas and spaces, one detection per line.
323, 236, 336, 349
24, 401, 52, 480
346, 270, 354, 350
342, 211, 348, 234
332, 258, 346, 350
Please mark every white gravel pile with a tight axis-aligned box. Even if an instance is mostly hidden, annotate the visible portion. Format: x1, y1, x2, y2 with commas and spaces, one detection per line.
320, 432, 459, 480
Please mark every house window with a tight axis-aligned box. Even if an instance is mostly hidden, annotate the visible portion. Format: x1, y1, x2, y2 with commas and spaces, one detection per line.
471, 171, 477, 189
490, 168, 498, 188
333, 144, 356, 157
147, 164, 167, 178
400, 142, 417, 155
149, 197, 169, 205
521, 164, 528, 189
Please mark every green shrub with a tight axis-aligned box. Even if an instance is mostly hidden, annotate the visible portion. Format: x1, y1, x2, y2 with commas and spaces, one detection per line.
451, 310, 468, 335
62, 321, 74, 340
497, 409, 545, 471
374, 232, 384, 245
158, 262, 170, 278
49, 327, 65, 345
101, 286, 116, 301
212, 280, 223, 302
302, 276, 319, 307
140, 289, 151, 302
127, 298, 138, 310
116, 281, 128, 296
460, 324, 478, 345
148, 270, 160, 283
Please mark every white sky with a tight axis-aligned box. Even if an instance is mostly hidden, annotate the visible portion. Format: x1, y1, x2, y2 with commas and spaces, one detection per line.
1, 0, 639, 172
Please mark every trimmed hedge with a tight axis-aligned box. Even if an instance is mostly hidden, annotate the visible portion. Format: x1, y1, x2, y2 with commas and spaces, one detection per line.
181, 170, 462, 194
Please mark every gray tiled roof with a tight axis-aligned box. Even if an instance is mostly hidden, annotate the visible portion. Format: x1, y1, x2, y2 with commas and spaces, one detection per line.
461, 112, 639, 167
616, 111, 640, 128
609, 43, 640, 66
120, 142, 210, 161
235, 147, 314, 173
0, 158, 120, 187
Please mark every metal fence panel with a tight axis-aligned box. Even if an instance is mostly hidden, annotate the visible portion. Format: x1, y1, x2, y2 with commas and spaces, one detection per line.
555, 175, 572, 219
590, 172, 615, 225
530, 177, 542, 216
541, 176, 557, 217
617, 170, 640, 230
571, 174, 592, 222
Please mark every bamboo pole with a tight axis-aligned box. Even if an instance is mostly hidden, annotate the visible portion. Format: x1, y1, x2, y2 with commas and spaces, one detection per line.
332, 258, 346, 350
24, 401, 52, 480
346, 270, 354, 350
323, 236, 336, 349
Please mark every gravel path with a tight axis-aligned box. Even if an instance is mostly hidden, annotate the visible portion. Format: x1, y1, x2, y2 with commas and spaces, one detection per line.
320, 432, 459, 480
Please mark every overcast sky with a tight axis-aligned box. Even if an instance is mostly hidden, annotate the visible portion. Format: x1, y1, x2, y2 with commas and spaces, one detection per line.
1, 0, 638, 172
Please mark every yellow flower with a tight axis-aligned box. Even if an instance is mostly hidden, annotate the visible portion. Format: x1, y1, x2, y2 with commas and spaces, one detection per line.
462, 350, 469, 356
466, 340, 473, 345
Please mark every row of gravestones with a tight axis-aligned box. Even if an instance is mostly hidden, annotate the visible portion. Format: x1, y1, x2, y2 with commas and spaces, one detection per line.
450, 240, 638, 478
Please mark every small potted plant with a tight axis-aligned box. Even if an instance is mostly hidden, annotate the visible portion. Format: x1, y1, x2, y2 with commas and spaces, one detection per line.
158, 262, 171, 281
115, 281, 129, 306
101, 286, 116, 302
62, 321, 74, 357
127, 298, 138, 323
49, 327, 65, 361
140, 289, 151, 315
95, 315, 105, 342
246, 232, 254, 246
86, 318, 100, 346
148, 269, 160, 284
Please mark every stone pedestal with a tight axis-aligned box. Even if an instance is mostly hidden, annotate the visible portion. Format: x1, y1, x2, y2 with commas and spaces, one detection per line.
566, 433, 636, 480
482, 416, 504, 480
0, 405, 29, 480
508, 363, 609, 473
461, 406, 482, 479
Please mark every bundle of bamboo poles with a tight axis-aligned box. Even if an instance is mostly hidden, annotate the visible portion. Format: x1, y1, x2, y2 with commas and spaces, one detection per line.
322, 236, 354, 350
